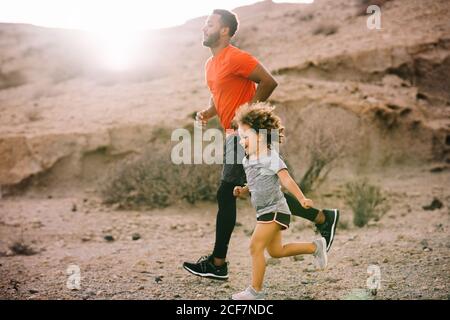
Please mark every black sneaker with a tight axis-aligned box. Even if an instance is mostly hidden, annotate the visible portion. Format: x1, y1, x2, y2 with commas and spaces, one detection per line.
183, 255, 229, 280
316, 209, 339, 252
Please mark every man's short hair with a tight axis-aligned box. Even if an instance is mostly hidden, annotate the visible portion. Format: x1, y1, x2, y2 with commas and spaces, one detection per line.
213, 9, 239, 37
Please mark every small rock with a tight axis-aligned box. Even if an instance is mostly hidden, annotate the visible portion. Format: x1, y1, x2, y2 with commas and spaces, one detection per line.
47, 195, 53, 199
29, 289, 39, 294
430, 166, 447, 173
174, 294, 181, 298
422, 198, 443, 211
155, 276, 163, 283
301, 280, 310, 285
138, 286, 145, 290
383, 258, 389, 263
235, 222, 242, 227
423, 247, 432, 252
104, 235, 114, 242
72, 204, 77, 212
85, 289, 96, 296
420, 239, 428, 248
132, 233, 141, 241
293, 255, 304, 261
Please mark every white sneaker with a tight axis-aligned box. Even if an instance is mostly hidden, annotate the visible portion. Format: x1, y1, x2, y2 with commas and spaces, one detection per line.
232, 286, 265, 300
313, 237, 328, 270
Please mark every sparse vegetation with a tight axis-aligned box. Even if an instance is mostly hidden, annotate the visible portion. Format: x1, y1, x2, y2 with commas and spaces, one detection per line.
0, 69, 27, 90
312, 23, 338, 36
357, 0, 392, 16
344, 179, 389, 227
101, 143, 221, 209
9, 241, 37, 256
294, 114, 348, 194
25, 109, 42, 122
50, 66, 82, 84
299, 13, 314, 22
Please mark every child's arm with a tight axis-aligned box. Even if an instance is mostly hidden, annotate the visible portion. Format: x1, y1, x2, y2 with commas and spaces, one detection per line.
233, 185, 249, 198
277, 169, 314, 208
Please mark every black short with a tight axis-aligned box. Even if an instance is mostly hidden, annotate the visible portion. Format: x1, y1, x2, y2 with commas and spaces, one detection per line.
257, 212, 291, 230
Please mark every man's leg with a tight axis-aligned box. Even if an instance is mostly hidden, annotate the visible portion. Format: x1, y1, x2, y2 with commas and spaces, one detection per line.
183, 133, 245, 279
212, 180, 238, 265
284, 191, 339, 252
284, 191, 323, 223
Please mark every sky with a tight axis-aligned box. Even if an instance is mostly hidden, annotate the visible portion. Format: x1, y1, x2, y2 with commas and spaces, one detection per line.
0, 0, 313, 31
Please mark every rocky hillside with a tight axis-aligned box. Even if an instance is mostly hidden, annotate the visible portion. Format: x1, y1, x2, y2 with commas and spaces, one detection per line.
1, 0, 449, 193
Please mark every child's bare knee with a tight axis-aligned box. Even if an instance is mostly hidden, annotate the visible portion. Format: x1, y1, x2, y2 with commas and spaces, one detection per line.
249, 242, 265, 255
267, 248, 282, 258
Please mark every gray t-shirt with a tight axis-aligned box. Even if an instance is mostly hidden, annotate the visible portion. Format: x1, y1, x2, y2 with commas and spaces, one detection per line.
242, 150, 291, 217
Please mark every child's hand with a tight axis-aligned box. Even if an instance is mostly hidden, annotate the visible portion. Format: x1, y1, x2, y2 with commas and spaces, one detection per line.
233, 186, 248, 198
300, 198, 314, 209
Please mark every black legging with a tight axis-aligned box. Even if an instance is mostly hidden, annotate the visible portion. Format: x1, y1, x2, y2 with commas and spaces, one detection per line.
212, 180, 321, 259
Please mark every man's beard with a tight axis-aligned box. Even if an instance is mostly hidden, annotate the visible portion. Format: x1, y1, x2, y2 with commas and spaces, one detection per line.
202, 31, 220, 47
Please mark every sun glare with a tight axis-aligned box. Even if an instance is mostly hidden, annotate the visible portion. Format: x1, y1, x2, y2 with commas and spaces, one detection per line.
0, 0, 314, 71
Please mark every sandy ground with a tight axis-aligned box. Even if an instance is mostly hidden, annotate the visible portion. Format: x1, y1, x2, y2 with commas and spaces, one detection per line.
0, 166, 449, 300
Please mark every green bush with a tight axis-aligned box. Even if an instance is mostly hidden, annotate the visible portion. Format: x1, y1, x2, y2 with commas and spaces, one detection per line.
344, 179, 389, 227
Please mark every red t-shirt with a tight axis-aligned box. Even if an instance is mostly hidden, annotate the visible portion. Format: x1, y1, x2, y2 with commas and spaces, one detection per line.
205, 45, 259, 130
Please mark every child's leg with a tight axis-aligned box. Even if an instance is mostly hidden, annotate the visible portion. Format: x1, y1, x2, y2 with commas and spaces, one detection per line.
266, 230, 316, 258
250, 222, 280, 292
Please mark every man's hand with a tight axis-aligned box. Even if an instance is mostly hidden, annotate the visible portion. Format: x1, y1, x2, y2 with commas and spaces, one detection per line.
300, 198, 314, 209
233, 186, 249, 198
195, 110, 209, 127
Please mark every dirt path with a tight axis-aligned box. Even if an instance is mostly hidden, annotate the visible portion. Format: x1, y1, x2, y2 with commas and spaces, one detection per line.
0, 168, 449, 300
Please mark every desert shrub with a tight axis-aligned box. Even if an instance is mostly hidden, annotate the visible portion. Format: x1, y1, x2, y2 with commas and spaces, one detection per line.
280, 104, 359, 195
101, 143, 221, 209
9, 241, 37, 256
298, 127, 344, 193
0, 69, 27, 90
25, 109, 42, 122
312, 23, 338, 36
356, 0, 392, 16
50, 66, 82, 84
344, 179, 389, 227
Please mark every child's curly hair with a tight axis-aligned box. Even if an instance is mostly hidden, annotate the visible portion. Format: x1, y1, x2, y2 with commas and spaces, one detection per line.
233, 102, 285, 146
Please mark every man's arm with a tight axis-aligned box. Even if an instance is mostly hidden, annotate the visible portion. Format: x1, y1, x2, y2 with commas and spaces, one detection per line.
196, 96, 217, 125
204, 96, 217, 118
247, 63, 278, 103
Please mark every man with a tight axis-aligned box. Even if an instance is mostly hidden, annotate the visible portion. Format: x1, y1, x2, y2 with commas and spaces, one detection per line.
183, 9, 339, 280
